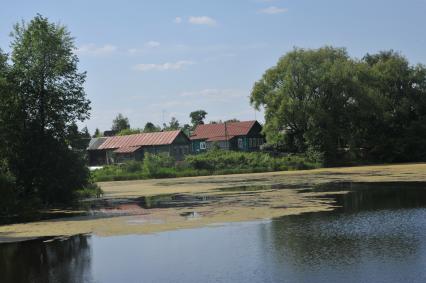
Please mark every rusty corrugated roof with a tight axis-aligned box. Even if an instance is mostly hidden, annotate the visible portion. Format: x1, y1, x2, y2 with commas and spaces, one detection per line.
190, 121, 257, 141
113, 146, 142, 153
96, 130, 182, 150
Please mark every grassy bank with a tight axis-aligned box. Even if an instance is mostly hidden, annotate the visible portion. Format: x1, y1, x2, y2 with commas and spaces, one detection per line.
91, 150, 322, 182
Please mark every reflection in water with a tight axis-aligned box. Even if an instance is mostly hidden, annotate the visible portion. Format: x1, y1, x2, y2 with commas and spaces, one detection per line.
0, 235, 92, 283
1, 183, 426, 283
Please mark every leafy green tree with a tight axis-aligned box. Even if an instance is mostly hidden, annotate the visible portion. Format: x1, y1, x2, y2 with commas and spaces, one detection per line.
251, 46, 426, 164
5, 15, 91, 204
189, 110, 207, 127
143, 122, 161, 133
93, 128, 102, 137
163, 117, 180, 131
67, 124, 91, 151
361, 51, 426, 161
112, 113, 130, 132
117, 128, 141, 136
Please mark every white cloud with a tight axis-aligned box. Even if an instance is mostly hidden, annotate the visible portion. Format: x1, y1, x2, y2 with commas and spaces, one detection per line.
259, 6, 288, 14
188, 16, 217, 26
174, 16, 182, 24
145, 41, 160, 48
75, 44, 117, 56
134, 60, 195, 71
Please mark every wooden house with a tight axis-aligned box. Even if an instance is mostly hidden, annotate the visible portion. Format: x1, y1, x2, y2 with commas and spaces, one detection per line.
87, 130, 190, 166
190, 120, 265, 153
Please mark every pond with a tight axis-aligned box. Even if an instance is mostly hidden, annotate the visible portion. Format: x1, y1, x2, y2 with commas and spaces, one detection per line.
1, 182, 426, 283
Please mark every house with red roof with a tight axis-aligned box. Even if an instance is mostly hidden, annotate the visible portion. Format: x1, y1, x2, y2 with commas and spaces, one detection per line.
190, 120, 265, 153
87, 130, 190, 165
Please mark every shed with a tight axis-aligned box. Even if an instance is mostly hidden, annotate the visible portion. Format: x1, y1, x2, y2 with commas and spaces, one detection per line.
87, 130, 190, 166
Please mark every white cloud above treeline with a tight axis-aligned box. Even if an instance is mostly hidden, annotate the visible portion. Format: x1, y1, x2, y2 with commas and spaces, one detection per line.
133, 60, 194, 71
174, 16, 217, 26
75, 44, 117, 56
259, 6, 288, 14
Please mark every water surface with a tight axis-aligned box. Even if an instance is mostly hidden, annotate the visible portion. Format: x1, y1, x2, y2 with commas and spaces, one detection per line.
1, 183, 426, 283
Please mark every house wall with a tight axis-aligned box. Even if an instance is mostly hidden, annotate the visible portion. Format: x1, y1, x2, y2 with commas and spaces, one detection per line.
88, 150, 108, 166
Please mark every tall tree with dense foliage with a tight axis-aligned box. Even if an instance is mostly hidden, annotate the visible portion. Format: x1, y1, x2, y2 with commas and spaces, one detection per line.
3, 15, 91, 204
251, 46, 426, 164
111, 113, 130, 132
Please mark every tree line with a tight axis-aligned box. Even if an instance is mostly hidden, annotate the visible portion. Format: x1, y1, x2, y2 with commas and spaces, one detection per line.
251, 47, 426, 165
96, 110, 240, 137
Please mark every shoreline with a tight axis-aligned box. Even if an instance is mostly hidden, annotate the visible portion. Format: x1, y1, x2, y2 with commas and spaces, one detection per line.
1, 163, 426, 243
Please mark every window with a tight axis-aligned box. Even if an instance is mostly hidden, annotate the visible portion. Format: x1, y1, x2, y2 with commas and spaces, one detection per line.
249, 138, 253, 148
238, 138, 243, 149
200, 141, 206, 150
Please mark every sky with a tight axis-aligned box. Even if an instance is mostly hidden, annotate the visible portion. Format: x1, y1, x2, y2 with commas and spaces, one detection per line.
1, 0, 426, 133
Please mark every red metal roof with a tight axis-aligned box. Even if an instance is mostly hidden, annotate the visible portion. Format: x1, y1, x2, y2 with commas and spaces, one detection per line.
98, 130, 181, 150
113, 146, 142, 153
190, 121, 257, 141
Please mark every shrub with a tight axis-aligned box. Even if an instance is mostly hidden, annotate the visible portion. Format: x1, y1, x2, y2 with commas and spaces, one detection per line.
91, 150, 321, 182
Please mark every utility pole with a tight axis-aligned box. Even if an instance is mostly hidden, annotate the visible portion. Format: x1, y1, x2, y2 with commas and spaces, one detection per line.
224, 121, 228, 150
162, 110, 166, 128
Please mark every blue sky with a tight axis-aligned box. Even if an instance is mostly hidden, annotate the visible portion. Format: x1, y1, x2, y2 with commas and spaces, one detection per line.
1, 0, 426, 133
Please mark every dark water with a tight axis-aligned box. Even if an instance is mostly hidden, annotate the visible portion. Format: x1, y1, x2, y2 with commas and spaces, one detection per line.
2, 183, 426, 283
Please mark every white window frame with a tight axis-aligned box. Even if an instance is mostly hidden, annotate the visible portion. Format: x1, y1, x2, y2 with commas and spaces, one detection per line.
200, 141, 206, 150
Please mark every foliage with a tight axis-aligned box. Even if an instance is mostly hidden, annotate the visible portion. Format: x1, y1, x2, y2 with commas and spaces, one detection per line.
112, 113, 130, 132
143, 122, 161, 133
0, 15, 91, 209
67, 123, 91, 151
91, 150, 320, 182
76, 182, 103, 198
93, 128, 102, 137
251, 47, 426, 164
143, 153, 175, 176
163, 117, 180, 131
189, 110, 207, 127
117, 128, 142, 136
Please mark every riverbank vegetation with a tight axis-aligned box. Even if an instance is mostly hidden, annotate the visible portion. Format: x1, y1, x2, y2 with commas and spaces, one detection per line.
251, 47, 426, 165
91, 150, 321, 182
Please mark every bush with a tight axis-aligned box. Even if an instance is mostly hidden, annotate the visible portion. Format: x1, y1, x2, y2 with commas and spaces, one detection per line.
91, 150, 321, 182
0, 172, 17, 216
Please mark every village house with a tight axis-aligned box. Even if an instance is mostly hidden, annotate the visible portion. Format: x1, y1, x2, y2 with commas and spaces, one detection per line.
87, 130, 190, 166
190, 120, 265, 153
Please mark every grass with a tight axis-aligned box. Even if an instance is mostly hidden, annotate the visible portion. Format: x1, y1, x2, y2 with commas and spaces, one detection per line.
91, 150, 322, 182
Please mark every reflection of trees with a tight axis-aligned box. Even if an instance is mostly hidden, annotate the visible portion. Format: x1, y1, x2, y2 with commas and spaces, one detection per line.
0, 235, 92, 283
265, 188, 423, 270
336, 187, 426, 213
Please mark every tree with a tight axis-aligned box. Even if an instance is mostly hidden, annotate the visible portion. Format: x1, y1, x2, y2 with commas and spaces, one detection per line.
112, 113, 130, 132
189, 110, 207, 127
143, 122, 161, 133
117, 128, 141, 136
361, 51, 426, 161
93, 128, 102, 138
163, 117, 180, 131
251, 47, 373, 163
5, 15, 91, 204
0, 50, 11, 169
250, 46, 426, 164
